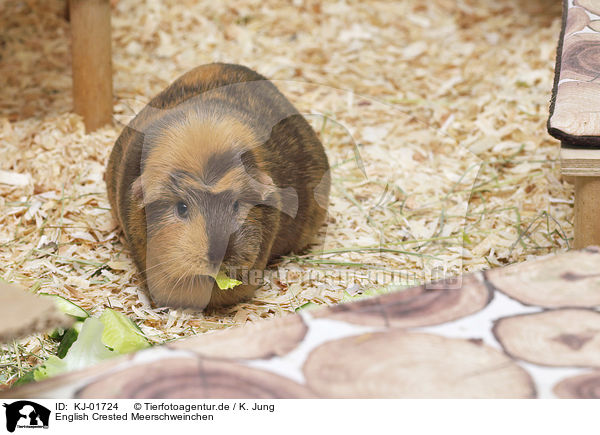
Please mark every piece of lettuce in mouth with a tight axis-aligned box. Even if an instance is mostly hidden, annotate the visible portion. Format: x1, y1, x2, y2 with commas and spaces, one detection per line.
215, 270, 242, 290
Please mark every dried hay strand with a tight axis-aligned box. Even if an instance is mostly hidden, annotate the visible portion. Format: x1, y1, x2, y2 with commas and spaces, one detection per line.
0, 0, 568, 386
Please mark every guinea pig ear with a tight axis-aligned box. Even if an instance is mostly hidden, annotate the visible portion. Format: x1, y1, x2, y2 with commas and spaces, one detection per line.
130, 176, 145, 208
249, 170, 298, 218
249, 170, 277, 202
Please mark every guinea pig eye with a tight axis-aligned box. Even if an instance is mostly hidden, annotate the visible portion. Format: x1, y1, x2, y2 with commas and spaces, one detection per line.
175, 201, 189, 219
233, 200, 240, 213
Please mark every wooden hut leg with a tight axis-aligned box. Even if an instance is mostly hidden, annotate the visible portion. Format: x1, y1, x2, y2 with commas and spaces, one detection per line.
70, 0, 113, 132
574, 176, 600, 249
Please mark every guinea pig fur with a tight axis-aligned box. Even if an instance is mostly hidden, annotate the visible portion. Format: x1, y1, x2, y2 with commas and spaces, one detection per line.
105, 63, 330, 310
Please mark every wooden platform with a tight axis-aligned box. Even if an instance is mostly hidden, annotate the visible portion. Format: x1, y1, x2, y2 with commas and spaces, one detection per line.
562, 148, 600, 176
548, 0, 600, 248
4, 247, 600, 399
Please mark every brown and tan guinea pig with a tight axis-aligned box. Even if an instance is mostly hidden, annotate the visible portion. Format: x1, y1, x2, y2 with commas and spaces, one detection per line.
105, 63, 330, 310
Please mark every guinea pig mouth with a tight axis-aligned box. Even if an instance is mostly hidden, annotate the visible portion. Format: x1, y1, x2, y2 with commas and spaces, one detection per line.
195, 268, 235, 281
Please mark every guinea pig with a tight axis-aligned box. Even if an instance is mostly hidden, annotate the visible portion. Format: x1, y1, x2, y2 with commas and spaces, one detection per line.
105, 63, 330, 310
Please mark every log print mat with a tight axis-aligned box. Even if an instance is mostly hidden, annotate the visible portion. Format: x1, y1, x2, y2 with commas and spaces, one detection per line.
4, 247, 600, 399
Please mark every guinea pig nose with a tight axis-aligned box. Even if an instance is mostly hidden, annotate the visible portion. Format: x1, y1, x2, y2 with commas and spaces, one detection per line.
207, 238, 228, 266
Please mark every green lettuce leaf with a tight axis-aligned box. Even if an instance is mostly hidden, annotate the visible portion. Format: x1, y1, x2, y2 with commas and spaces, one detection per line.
100, 308, 150, 354
215, 271, 242, 290
30, 309, 150, 382
39, 293, 90, 320
34, 317, 115, 381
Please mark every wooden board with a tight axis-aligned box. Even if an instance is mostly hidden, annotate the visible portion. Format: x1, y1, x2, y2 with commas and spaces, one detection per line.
548, 0, 600, 149
0, 283, 73, 344
561, 147, 600, 176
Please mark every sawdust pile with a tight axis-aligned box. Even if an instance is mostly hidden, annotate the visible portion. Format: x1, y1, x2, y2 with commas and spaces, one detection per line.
0, 0, 567, 385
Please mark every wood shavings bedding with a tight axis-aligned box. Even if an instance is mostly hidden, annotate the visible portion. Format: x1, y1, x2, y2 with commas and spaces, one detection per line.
0, 0, 566, 386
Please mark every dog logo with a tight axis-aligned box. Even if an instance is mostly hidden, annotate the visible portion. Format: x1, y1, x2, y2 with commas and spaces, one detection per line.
3, 401, 50, 432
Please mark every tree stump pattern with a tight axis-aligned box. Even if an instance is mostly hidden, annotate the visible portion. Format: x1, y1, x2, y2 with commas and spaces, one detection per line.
76, 357, 315, 399
553, 371, 600, 398
3, 248, 600, 398
167, 314, 307, 360
303, 331, 535, 398
311, 273, 491, 328
494, 309, 600, 368
565, 6, 589, 36
559, 34, 600, 83
486, 248, 600, 307
574, 0, 600, 16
